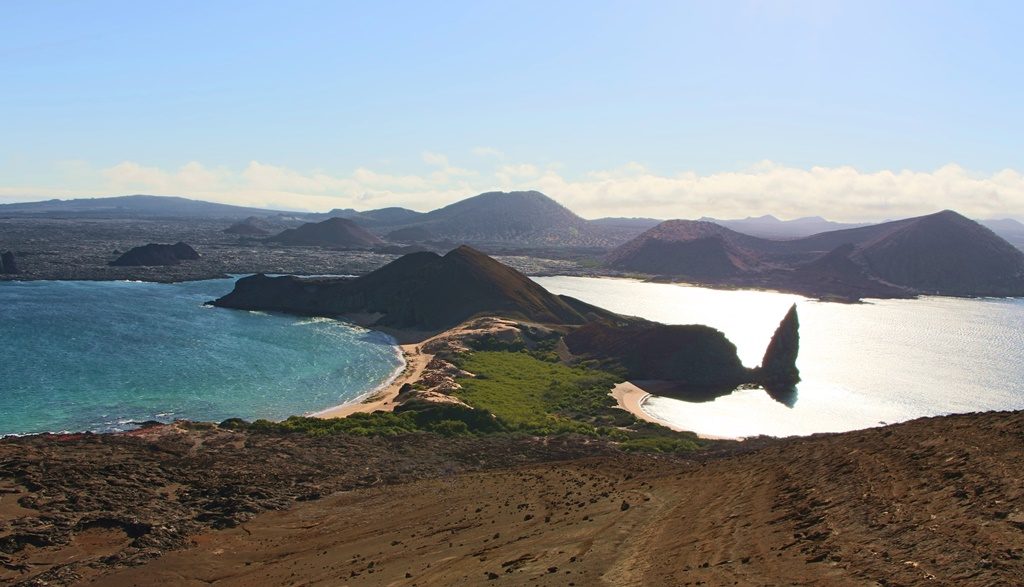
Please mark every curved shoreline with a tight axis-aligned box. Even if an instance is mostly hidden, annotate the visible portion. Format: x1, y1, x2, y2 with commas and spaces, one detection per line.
312, 343, 434, 419
610, 382, 737, 440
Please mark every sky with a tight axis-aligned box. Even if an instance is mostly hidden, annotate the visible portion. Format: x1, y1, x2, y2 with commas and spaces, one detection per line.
2, 0, 1023, 221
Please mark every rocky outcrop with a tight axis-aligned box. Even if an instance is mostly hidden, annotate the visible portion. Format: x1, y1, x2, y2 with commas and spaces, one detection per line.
565, 322, 749, 389
755, 304, 800, 386
565, 306, 802, 398
1, 250, 18, 274
110, 242, 201, 266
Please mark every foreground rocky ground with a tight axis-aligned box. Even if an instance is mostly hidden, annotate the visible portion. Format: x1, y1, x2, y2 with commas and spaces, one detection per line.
2, 411, 1022, 586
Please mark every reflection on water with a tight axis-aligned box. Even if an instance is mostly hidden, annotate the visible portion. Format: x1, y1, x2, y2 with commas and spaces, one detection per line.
535, 276, 1024, 438
763, 384, 799, 408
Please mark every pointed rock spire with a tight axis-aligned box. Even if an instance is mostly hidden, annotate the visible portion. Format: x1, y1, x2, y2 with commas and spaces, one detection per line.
758, 304, 800, 386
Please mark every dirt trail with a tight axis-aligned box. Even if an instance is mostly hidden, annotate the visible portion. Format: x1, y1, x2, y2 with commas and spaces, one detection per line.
66, 411, 1024, 587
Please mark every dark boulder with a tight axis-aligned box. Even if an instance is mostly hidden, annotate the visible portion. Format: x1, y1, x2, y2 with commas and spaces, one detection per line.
1, 251, 18, 274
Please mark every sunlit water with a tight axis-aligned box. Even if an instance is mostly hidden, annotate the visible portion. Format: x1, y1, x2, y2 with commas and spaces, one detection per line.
535, 276, 1024, 438
0, 278, 404, 435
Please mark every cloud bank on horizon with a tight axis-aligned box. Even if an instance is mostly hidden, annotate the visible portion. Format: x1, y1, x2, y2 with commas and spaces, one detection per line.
1, 154, 1021, 222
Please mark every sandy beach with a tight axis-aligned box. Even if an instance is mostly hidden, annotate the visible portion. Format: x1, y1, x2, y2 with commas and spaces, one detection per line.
313, 343, 433, 418
610, 381, 688, 431
611, 381, 736, 440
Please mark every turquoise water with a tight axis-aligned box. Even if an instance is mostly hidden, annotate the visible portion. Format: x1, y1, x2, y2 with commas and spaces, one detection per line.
0, 278, 404, 436
535, 276, 1024, 438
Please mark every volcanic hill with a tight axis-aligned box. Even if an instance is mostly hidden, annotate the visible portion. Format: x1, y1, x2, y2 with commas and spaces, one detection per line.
380, 191, 603, 246
212, 245, 613, 330
609, 210, 1024, 299
224, 216, 273, 236
109, 242, 201, 267
266, 217, 385, 248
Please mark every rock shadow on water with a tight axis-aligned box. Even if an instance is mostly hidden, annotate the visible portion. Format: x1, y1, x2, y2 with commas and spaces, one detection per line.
763, 383, 799, 408
629, 380, 800, 408
628, 380, 738, 404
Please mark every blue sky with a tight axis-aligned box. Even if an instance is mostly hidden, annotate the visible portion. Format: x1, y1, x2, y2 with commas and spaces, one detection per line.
2, 1, 1023, 220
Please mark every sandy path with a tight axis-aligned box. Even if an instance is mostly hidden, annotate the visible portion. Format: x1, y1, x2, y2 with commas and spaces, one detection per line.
313, 344, 433, 418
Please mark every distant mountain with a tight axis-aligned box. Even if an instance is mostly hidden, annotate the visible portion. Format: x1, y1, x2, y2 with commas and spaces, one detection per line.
700, 215, 871, 239
386, 226, 436, 243
213, 245, 613, 330
224, 216, 274, 236
356, 207, 425, 226
980, 218, 1024, 251
606, 220, 765, 278
266, 217, 385, 248
379, 191, 594, 246
855, 211, 1024, 296
305, 206, 425, 228
609, 210, 1024, 299
0, 195, 283, 219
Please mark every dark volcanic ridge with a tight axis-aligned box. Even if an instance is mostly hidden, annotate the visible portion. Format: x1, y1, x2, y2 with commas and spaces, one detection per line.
109, 242, 201, 267
609, 210, 1024, 299
213, 245, 615, 331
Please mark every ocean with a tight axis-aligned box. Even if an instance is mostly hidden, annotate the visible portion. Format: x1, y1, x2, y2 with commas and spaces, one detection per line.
535, 276, 1024, 438
5, 275, 1023, 439
0, 278, 404, 436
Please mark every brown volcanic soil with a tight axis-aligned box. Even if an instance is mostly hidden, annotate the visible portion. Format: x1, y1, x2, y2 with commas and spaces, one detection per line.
3, 411, 1024, 586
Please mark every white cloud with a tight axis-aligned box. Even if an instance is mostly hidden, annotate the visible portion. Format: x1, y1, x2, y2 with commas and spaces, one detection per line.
3, 158, 1024, 221
472, 146, 505, 159
421, 151, 449, 167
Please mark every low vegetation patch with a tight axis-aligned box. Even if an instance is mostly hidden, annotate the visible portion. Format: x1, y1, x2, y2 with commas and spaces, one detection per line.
452, 350, 705, 452
220, 403, 506, 438
222, 347, 706, 454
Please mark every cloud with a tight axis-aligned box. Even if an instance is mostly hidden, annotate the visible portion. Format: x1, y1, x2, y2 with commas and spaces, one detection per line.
421, 151, 449, 167
3, 158, 1024, 221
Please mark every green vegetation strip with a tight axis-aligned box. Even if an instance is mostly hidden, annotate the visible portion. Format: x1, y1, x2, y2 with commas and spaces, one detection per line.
223, 350, 705, 453
449, 351, 703, 452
